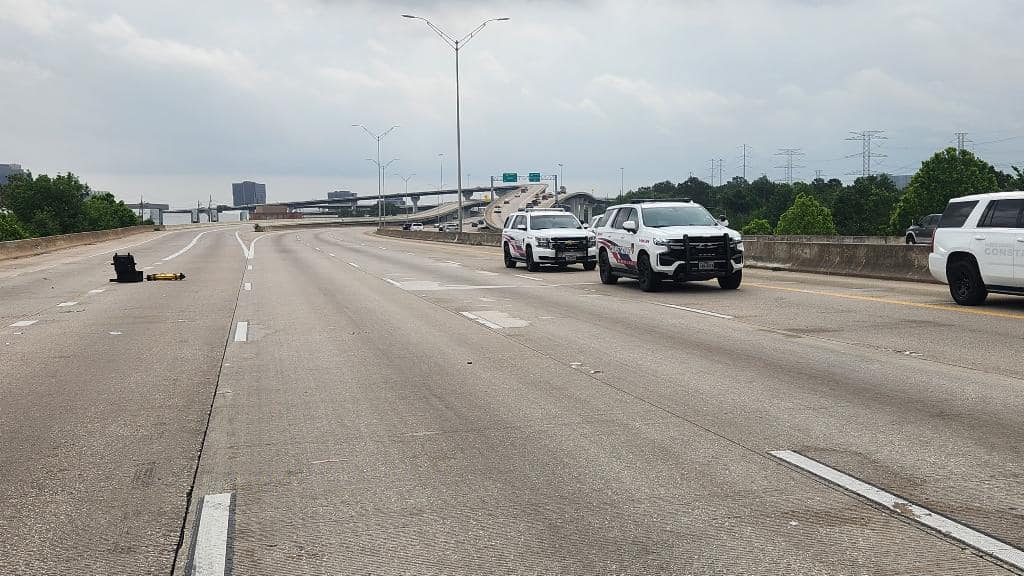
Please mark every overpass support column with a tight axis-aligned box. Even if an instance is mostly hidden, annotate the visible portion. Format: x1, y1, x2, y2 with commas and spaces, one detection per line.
410, 196, 419, 214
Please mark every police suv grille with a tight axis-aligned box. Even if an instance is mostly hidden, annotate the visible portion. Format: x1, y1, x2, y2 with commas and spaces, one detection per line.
551, 237, 588, 251
660, 236, 730, 266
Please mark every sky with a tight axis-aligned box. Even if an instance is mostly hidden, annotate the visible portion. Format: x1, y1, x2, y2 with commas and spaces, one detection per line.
1, 0, 1022, 208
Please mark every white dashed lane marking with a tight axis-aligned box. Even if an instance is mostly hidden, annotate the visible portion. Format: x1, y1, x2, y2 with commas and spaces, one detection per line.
348, 262, 360, 268
514, 274, 545, 282
57, 301, 78, 307
655, 302, 734, 320
244, 283, 252, 291
88, 289, 105, 294
460, 311, 502, 330
189, 492, 234, 576
770, 450, 1024, 570
233, 322, 248, 342
10, 320, 37, 327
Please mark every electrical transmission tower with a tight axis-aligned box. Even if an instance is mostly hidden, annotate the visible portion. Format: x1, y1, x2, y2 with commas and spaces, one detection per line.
739, 144, 751, 180
775, 148, 804, 184
954, 131, 972, 152
717, 158, 724, 186
709, 158, 716, 185
815, 169, 824, 180
846, 130, 887, 177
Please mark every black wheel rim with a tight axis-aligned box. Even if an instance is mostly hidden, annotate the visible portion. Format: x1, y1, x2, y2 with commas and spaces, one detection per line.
954, 270, 971, 300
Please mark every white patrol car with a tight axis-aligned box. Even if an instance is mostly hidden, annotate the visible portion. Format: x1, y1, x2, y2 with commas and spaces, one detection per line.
928, 191, 1024, 305
594, 199, 743, 292
502, 208, 597, 271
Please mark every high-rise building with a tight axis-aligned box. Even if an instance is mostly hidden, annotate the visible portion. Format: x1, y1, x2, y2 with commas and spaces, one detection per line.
232, 181, 267, 206
0, 163, 25, 186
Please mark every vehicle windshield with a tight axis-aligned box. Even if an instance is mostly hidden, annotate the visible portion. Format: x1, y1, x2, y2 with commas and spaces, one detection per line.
642, 205, 718, 227
530, 215, 581, 229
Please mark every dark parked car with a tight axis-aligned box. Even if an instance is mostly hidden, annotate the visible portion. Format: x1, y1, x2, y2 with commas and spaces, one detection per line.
905, 213, 940, 244
401, 223, 412, 231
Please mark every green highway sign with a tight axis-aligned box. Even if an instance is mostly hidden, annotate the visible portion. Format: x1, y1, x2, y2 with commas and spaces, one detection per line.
502, 172, 518, 183
528, 172, 541, 183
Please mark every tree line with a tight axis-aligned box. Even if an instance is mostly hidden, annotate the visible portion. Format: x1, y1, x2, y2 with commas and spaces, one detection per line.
613, 147, 1024, 236
0, 172, 144, 241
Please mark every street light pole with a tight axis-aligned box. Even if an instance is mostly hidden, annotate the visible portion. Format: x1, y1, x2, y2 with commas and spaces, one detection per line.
403, 14, 509, 232
438, 153, 444, 200
352, 124, 398, 229
557, 162, 563, 202
619, 167, 624, 199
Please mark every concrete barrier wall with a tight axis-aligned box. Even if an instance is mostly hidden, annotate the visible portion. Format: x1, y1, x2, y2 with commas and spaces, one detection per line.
375, 229, 936, 283
376, 228, 503, 246
743, 239, 935, 283
745, 235, 904, 245
0, 225, 157, 261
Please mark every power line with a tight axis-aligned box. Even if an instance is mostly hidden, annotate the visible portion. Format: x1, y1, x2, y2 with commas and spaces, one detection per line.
846, 130, 887, 177
774, 148, 804, 184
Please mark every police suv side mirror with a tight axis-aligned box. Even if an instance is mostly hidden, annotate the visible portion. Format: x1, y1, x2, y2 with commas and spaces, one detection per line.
718, 215, 729, 227
622, 220, 637, 232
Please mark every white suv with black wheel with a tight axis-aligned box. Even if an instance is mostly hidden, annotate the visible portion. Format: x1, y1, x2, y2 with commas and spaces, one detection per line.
502, 208, 597, 271
929, 191, 1024, 305
594, 199, 743, 292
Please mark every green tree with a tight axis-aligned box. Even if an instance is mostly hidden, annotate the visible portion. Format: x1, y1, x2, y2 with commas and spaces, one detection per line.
741, 218, 773, 235
775, 193, 837, 235
889, 148, 997, 233
77, 192, 140, 231
1, 172, 88, 236
0, 211, 29, 241
831, 175, 899, 235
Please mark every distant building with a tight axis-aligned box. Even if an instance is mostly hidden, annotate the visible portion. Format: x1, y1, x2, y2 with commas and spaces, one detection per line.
890, 174, 913, 190
328, 190, 356, 200
232, 181, 267, 206
0, 163, 25, 185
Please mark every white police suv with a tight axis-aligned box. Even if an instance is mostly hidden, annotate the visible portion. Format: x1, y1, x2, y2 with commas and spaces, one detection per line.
502, 208, 597, 271
929, 191, 1024, 305
594, 199, 743, 291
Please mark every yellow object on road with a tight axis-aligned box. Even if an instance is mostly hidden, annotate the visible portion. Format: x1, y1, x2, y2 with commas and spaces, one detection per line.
146, 273, 186, 281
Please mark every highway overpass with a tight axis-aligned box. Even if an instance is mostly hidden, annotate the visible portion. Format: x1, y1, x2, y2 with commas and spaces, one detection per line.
3, 224, 1024, 574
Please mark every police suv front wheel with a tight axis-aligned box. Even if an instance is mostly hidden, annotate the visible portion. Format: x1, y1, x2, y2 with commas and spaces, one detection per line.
503, 244, 516, 268
598, 251, 618, 284
718, 270, 742, 290
637, 253, 661, 292
525, 246, 540, 272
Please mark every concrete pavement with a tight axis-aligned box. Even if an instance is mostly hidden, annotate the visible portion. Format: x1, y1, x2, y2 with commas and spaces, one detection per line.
3, 225, 1023, 574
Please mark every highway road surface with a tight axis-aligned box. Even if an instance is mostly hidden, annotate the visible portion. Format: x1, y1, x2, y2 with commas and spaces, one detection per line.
2, 224, 1024, 575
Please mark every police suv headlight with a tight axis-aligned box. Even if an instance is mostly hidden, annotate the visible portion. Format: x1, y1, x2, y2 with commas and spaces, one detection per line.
535, 237, 551, 248
587, 236, 596, 247
653, 238, 670, 246
731, 239, 744, 251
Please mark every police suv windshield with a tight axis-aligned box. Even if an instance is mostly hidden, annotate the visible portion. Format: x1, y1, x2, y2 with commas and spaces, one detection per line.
529, 215, 581, 230
642, 205, 718, 227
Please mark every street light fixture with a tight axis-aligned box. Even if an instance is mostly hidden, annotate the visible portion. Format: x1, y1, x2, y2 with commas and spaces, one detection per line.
352, 123, 399, 229
365, 156, 399, 225
557, 162, 564, 201
403, 14, 510, 232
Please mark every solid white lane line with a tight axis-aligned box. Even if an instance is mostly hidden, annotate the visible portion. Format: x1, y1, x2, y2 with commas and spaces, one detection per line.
243, 282, 252, 291
233, 322, 248, 342
88, 289, 105, 294
57, 301, 78, 307
515, 274, 545, 282
769, 450, 1024, 569
348, 262, 360, 268
443, 260, 460, 265
10, 320, 37, 327
656, 302, 734, 320
383, 278, 402, 287
460, 311, 502, 330
163, 230, 213, 261
191, 492, 234, 576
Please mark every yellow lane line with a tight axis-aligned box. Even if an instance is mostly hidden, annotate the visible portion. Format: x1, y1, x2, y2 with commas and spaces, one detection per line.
748, 283, 1024, 320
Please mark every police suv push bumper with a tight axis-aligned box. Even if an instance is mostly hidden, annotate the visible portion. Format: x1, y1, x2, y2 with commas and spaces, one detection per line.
649, 233, 743, 279
530, 236, 598, 265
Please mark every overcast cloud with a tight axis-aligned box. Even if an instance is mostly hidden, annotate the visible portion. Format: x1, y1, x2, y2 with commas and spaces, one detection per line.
1, 0, 1022, 207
